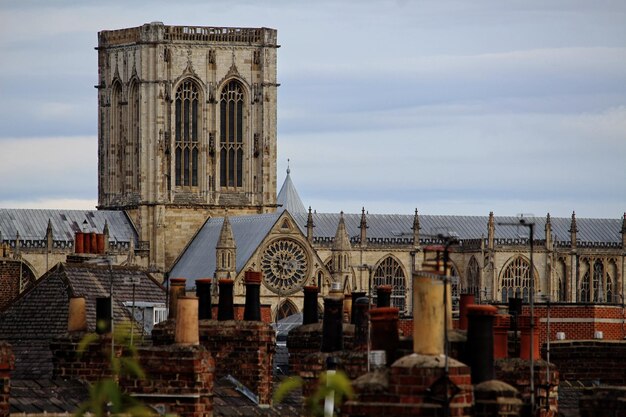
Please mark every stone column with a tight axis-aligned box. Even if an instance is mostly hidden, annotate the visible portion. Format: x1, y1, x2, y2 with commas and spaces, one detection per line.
303, 286, 320, 325
168, 278, 187, 319
321, 296, 344, 352
175, 296, 199, 345
243, 271, 262, 321
195, 278, 212, 320
217, 279, 235, 321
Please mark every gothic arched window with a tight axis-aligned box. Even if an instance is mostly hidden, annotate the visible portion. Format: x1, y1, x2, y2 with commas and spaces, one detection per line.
220, 80, 245, 188
500, 257, 532, 303
110, 82, 123, 194
465, 256, 481, 296
175, 79, 200, 187
128, 81, 140, 191
592, 260, 603, 302
277, 299, 298, 321
373, 257, 406, 312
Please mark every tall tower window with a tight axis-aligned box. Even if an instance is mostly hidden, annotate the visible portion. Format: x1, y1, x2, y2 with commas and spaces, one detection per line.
220, 80, 244, 188
175, 80, 200, 187
129, 81, 140, 191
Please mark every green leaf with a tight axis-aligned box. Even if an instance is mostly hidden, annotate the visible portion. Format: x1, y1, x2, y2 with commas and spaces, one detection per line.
273, 376, 304, 404
77, 333, 99, 355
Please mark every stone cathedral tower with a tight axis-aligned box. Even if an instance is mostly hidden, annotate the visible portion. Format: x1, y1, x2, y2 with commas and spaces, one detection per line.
97, 22, 279, 271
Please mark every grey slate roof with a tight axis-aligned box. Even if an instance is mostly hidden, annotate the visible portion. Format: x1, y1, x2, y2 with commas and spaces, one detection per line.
289, 212, 622, 247
0, 263, 165, 379
0, 208, 137, 245
276, 170, 306, 214
10, 378, 89, 414
170, 213, 282, 284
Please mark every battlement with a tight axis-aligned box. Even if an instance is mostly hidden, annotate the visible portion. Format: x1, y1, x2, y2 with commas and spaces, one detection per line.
98, 22, 278, 47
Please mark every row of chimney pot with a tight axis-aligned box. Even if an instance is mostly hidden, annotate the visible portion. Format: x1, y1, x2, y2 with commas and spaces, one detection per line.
67, 269, 539, 364
74, 232, 106, 254
168, 272, 263, 324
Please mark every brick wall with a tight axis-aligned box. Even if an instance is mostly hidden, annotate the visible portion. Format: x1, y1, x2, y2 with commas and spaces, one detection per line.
287, 322, 356, 380
580, 386, 626, 417
0, 261, 35, 312
50, 333, 214, 417
153, 319, 275, 405
495, 359, 559, 417
129, 345, 214, 417
344, 354, 473, 417
400, 304, 626, 347
546, 340, 626, 384
50, 333, 116, 382
0, 342, 14, 417
297, 350, 368, 398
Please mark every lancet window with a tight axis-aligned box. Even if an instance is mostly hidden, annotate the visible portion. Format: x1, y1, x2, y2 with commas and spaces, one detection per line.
220, 80, 245, 188
500, 257, 532, 303
175, 80, 200, 187
373, 256, 406, 312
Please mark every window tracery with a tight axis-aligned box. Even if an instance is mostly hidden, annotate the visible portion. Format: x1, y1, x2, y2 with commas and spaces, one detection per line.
373, 256, 406, 312
220, 80, 245, 188
465, 256, 480, 296
175, 79, 200, 187
500, 257, 532, 303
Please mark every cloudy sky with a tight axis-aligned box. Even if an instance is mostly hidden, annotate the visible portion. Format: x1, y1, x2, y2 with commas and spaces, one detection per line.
1, 0, 625, 218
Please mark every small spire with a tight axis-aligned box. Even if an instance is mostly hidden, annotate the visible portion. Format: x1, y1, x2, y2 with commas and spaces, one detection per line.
569, 211, 578, 249
568, 211, 578, 233
306, 206, 315, 243
621, 212, 626, 234
286, 158, 291, 175
545, 213, 552, 250
46, 219, 53, 236
488, 211, 495, 250
217, 216, 236, 249
359, 207, 368, 229
412, 209, 421, 231
332, 212, 351, 251
103, 220, 110, 236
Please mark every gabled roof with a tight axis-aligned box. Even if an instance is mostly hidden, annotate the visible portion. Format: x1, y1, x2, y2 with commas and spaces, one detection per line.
276, 169, 306, 214
290, 212, 623, 247
0, 208, 137, 244
170, 212, 283, 283
0, 263, 165, 378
